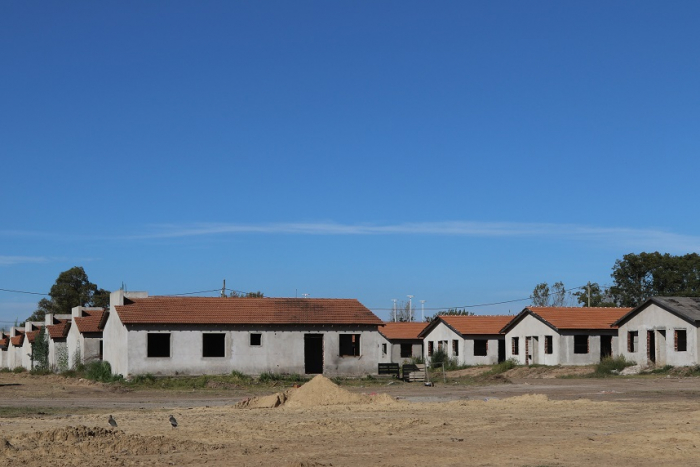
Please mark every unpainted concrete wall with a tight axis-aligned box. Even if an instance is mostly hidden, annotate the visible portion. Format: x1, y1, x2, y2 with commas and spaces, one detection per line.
617, 303, 698, 367
120, 324, 382, 378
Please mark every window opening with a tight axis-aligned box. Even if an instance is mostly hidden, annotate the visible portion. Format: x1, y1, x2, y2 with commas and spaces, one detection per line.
675, 330, 687, 352
203, 333, 226, 357
573, 335, 589, 354
339, 334, 360, 356
474, 339, 488, 356
544, 336, 553, 355
400, 343, 412, 358
147, 333, 171, 358
250, 333, 262, 346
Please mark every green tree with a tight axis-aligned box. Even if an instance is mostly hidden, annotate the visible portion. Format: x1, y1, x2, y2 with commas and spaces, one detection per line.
31, 326, 49, 371
26, 267, 109, 322
425, 308, 475, 322
229, 291, 264, 298
532, 282, 569, 307
572, 282, 617, 307
608, 252, 700, 307
531, 282, 550, 306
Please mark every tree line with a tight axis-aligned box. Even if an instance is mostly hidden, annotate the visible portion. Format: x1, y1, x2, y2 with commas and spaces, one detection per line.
532, 252, 700, 307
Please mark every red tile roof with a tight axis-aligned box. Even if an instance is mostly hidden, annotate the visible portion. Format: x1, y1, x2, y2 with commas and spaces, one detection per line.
523, 307, 632, 330
439, 315, 514, 335
115, 297, 383, 326
379, 322, 428, 340
74, 310, 107, 334
0, 337, 8, 348
47, 319, 71, 339
26, 329, 42, 344
10, 331, 24, 347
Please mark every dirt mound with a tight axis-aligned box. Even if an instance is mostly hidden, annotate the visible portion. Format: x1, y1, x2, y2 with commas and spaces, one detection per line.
236, 375, 397, 409
4, 426, 222, 456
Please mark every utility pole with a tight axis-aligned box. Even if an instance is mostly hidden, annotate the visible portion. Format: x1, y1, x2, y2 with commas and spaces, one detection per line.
407, 295, 414, 322
392, 299, 397, 322
420, 300, 426, 322
221, 279, 226, 298
587, 282, 591, 308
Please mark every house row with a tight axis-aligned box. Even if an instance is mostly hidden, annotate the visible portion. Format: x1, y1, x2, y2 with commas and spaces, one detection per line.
0, 305, 108, 372
2, 292, 699, 377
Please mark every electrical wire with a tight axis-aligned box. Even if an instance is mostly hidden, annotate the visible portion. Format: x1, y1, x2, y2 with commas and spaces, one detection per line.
0, 288, 49, 296
371, 284, 591, 312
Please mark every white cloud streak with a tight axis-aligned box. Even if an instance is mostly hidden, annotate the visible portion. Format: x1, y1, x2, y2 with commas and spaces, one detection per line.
0, 256, 51, 266
129, 221, 700, 252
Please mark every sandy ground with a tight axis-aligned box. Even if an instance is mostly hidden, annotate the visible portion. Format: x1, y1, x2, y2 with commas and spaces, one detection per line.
2, 372, 700, 466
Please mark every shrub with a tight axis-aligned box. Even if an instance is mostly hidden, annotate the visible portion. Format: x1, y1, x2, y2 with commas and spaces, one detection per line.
84, 361, 122, 383
594, 356, 634, 376
430, 349, 449, 368
489, 359, 518, 375
12, 367, 26, 373
129, 373, 157, 384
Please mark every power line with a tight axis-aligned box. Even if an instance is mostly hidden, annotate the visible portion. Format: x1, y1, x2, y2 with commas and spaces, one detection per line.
0, 288, 49, 296
371, 284, 590, 312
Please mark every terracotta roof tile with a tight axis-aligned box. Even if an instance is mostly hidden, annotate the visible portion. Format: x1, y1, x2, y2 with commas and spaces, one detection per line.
10, 331, 24, 347
115, 297, 383, 326
0, 337, 8, 348
47, 319, 71, 339
26, 329, 42, 344
379, 322, 428, 340
74, 310, 108, 333
525, 307, 633, 330
439, 315, 514, 335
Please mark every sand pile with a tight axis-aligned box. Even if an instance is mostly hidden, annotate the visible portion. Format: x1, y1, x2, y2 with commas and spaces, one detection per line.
1, 426, 222, 456
236, 375, 397, 409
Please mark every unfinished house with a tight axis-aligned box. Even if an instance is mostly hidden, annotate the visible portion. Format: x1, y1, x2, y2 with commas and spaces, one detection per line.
614, 297, 700, 367
0, 332, 8, 368
46, 314, 72, 371
501, 307, 631, 366
419, 315, 512, 365
21, 322, 44, 370
7, 329, 24, 369
378, 322, 427, 364
103, 291, 385, 378
67, 306, 108, 367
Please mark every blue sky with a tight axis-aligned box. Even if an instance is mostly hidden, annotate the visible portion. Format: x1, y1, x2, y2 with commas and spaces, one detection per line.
2, 1, 699, 324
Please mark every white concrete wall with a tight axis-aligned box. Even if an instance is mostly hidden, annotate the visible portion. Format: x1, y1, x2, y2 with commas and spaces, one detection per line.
66, 319, 80, 368
462, 334, 503, 365
505, 315, 561, 365
386, 340, 422, 364
103, 290, 142, 376
422, 322, 502, 366
506, 314, 618, 366
7, 328, 21, 369
120, 324, 382, 378
422, 322, 463, 364
617, 303, 698, 367
45, 314, 71, 371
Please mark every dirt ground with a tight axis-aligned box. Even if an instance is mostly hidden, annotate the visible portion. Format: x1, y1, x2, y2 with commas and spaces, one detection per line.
2, 371, 700, 466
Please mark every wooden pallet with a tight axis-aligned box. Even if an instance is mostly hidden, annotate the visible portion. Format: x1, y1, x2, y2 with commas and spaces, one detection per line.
403, 363, 426, 382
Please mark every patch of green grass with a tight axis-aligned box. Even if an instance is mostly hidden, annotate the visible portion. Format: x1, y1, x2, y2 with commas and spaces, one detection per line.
84, 361, 123, 383
12, 367, 26, 373
488, 359, 518, 375
593, 356, 634, 377
258, 372, 308, 383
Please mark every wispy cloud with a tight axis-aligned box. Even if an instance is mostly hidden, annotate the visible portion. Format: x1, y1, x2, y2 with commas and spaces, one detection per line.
3, 221, 699, 252
129, 221, 700, 252
0, 256, 51, 266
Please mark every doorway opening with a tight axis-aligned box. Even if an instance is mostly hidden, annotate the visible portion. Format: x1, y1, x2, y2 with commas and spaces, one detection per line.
600, 335, 613, 360
304, 334, 324, 374
647, 330, 656, 363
